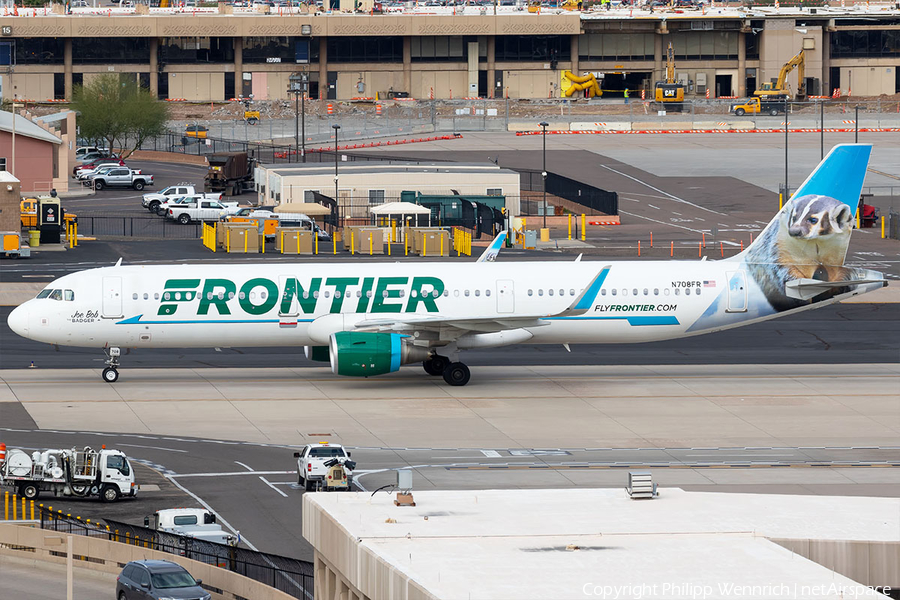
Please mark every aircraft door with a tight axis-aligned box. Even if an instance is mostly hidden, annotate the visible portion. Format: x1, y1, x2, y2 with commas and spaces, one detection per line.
496, 279, 514, 313
101, 276, 123, 318
279, 275, 299, 317
725, 271, 748, 313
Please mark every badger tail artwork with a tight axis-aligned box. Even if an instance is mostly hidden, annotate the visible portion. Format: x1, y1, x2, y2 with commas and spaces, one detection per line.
689, 144, 887, 332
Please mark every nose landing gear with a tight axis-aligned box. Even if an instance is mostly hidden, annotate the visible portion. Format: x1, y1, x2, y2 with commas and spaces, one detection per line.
101, 347, 121, 383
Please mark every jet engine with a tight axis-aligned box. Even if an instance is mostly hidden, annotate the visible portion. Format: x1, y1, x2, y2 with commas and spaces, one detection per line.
328, 332, 430, 377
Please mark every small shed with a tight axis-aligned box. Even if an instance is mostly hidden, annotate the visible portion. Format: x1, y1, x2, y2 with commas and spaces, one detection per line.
370, 202, 432, 228
274, 202, 331, 217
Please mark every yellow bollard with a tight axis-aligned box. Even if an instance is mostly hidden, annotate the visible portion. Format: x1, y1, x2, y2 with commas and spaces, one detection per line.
351, 231, 355, 255
333, 234, 337, 255
244, 233, 248, 253
387, 236, 391, 256
13, 496, 17, 521
369, 233, 373, 256
212, 222, 216, 252
315, 232, 319, 255
126, 532, 130, 545
856, 209, 860, 229
21, 497, 26, 520
391, 220, 396, 243
4, 491, 8, 520
405, 233, 409, 256
568, 214, 572, 240
423, 237, 427, 257
280, 231, 284, 254
30, 500, 34, 521
440, 233, 444, 256
74, 222, 77, 247
116, 529, 120, 543
581, 214, 586, 241
882, 215, 885, 239
779, 193, 783, 211
260, 233, 265, 254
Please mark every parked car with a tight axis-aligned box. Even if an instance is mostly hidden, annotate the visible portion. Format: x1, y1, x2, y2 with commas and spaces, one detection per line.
116, 560, 210, 600
75, 146, 108, 159
142, 184, 213, 213
74, 159, 126, 178
86, 167, 153, 191
76, 151, 118, 164
184, 125, 209, 139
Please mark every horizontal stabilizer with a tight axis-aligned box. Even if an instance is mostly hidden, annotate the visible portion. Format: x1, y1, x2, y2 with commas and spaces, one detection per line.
784, 278, 886, 301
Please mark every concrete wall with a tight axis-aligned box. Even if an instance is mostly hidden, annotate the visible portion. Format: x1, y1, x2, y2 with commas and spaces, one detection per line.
0, 171, 21, 232
0, 522, 297, 600
167, 72, 226, 101
503, 69, 558, 99
0, 73, 54, 102
840, 66, 896, 97
759, 22, 823, 96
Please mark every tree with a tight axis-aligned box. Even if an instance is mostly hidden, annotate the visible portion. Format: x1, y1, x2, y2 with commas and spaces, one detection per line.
72, 73, 169, 159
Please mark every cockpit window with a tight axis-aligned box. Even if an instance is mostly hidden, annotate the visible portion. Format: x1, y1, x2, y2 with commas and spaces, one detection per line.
64, 290, 75, 301
48, 289, 63, 301
36, 289, 52, 299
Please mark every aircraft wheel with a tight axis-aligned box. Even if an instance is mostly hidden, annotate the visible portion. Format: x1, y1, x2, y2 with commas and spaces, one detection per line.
423, 355, 449, 376
102, 367, 119, 383
442, 362, 470, 386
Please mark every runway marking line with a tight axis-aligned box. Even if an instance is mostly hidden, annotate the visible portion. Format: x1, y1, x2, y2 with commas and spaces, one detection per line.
259, 476, 289, 498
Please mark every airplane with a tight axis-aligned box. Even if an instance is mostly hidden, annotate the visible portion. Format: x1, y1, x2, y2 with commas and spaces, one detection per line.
7, 144, 887, 386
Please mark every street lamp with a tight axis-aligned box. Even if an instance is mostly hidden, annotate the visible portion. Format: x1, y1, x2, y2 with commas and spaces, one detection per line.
288, 72, 309, 163
539, 121, 549, 229
332, 124, 341, 225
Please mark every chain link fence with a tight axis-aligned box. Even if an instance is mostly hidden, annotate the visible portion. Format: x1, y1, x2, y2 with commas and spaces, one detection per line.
38, 507, 314, 600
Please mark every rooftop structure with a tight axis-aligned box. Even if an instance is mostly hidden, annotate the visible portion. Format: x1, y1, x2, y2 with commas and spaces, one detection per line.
303, 487, 899, 599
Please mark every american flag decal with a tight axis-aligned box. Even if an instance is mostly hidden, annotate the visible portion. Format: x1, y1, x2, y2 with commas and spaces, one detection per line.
703, 280, 716, 287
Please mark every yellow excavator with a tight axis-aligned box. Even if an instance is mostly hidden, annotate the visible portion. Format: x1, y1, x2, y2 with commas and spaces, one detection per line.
755, 49, 806, 101
561, 71, 602, 98
654, 42, 685, 111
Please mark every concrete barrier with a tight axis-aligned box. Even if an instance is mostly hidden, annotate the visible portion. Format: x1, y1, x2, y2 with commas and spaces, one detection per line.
632, 121, 693, 131
569, 121, 632, 131
508, 121, 569, 132
0, 522, 297, 600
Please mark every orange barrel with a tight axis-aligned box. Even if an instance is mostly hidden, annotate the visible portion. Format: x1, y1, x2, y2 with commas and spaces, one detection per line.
327, 103, 333, 115
0, 443, 6, 463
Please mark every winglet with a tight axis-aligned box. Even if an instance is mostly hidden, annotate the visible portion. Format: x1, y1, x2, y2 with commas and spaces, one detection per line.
476, 230, 507, 263
115, 257, 123, 267
555, 266, 611, 317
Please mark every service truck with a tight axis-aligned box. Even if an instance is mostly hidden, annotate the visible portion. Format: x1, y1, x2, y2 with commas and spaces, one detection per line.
729, 96, 789, 116
294, 443, 356, 491
144, 508, 236, 546
142, 184, 219, 213
204, 152, 255, 197
0, 443, 136, 502
167, 198, 241, 224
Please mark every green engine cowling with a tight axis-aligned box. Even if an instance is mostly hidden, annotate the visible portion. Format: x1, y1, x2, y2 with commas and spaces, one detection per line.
329, 332, 430, 377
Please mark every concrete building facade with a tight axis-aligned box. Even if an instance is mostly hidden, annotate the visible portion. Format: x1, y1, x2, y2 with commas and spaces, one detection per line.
0, 11, 897, 102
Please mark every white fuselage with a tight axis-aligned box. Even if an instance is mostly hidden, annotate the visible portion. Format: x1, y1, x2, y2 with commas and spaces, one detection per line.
7, 258, 863, 351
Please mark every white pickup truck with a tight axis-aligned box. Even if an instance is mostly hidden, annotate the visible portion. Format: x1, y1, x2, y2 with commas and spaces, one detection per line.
294, 443, 355, 491
144, 508, 236, 546
142, 185, 220, 213
167, 198, 240, 224
155, 193, 224, 217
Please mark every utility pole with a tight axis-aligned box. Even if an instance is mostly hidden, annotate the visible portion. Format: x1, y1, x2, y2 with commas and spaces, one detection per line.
332, 124, 340, 226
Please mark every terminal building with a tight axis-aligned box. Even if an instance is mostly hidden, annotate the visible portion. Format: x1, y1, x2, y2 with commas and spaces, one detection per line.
0, 9, 897, 102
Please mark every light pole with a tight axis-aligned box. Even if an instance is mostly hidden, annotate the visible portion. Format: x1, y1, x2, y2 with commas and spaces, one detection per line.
288, 73, 307, 163
539, 121, 548, 229
333, 124, 341, 226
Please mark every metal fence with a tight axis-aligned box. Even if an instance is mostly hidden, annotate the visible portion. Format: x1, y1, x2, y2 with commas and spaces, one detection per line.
73, 213, 202, 239
39, 507, 314, 600
519, 169, 618, 216
890, 210, 900, 241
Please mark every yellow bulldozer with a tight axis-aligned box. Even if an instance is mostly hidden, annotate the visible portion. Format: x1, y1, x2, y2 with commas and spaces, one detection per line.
755, 49, 806, 101
653, 42, 685, 111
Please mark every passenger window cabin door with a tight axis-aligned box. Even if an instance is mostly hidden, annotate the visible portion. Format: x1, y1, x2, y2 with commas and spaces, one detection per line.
101, 276, 124, 318
496, 279, 514, 313
725, 271, 748, 313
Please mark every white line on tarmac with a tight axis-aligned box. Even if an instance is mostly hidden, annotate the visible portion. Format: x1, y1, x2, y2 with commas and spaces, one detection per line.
118, 443, 188, 453
234, 461, 254, 471
170, 470, 296, 478
165, 475, 258, 551
259, 476, 288, 498
601, 165, 728, 217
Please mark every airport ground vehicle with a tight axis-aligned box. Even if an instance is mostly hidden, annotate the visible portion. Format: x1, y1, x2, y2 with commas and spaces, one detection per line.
168, 198, 239, 224
7, 146, 887, 387
654, 42, 685, 111
20, 198, 77, 229
294, 443, 355, 491
0, 443, 136, 502
729, 96, 787, 116
143, 185, 219, 213
204, 152, 254, 197
87, 168, 154, 191
144, 508, 236, 545
755, 49, 805, 101
116, 560, 210, 600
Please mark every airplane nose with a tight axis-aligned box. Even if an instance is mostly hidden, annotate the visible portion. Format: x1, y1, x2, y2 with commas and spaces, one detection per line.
7, 303, 30, 337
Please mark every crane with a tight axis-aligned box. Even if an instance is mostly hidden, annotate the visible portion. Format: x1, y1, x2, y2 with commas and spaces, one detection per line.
653, 42, 685, 111
755, 49, 806, 100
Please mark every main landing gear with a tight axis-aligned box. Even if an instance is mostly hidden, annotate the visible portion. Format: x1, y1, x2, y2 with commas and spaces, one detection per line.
423, 354, 471, 386
102, 347, 121, 383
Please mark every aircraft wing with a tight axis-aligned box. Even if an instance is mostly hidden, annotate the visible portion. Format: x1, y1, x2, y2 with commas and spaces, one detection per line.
352, 266, 611, 338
